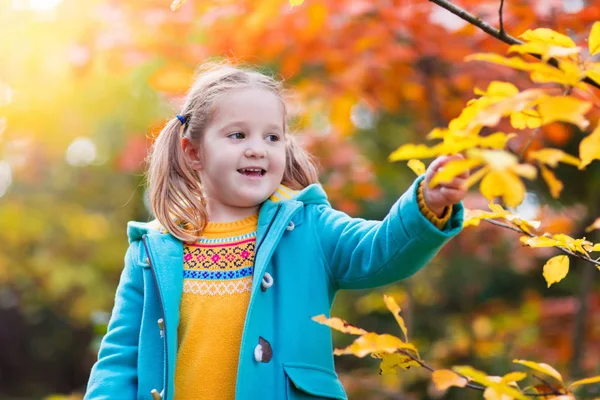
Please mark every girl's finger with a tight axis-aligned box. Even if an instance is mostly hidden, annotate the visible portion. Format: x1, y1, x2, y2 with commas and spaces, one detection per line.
440, 186, 466, 204
441, 177, 467, 190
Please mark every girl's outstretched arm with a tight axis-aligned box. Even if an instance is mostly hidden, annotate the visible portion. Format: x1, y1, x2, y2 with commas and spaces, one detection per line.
84, 243, 142, 399
314, 175, 464, 290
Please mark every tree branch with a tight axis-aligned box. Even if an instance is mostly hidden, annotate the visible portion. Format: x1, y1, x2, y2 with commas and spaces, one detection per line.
499, 0, 505, 36
427, 0, 600, 90
482, 219, 600, 267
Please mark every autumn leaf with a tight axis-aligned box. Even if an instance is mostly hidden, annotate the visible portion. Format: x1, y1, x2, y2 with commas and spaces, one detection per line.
311, 315, 368, 335
430, 158, 482, 187
586, 217, 600, 232
487, 203, 541, 234
579, 125, 600, 169
333, 333, 418, 358
508, 42, 580, 61
389, 143, 441, 161
513, 360, 564, 383
383, 295, 409, 342
432, 369, 468, 391
540, 165, 564, 198
536, 97, 592, 130
519, 28, 576, 48
407, 159, 426, 176
569, 375, 600, 388
528, 148, 581, 168
484, 375, 525, 400
453, 366, 529, 400
480, 170, 527, 207
589, 22, 600, 56
289, 0, 304, 7
543, 255, 570, 288
372, 351, 421, 374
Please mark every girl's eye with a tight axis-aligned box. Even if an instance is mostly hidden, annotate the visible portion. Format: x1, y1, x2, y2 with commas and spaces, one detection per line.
228, 132, 245, 139
266, 134, 280, 142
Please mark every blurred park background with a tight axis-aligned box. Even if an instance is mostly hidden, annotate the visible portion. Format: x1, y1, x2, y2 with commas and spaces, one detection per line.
1, 0, 599, 398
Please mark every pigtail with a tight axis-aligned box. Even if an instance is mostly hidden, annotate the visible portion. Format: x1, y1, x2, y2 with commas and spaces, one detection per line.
147, 117, 208, 243
282, 134, 320, 190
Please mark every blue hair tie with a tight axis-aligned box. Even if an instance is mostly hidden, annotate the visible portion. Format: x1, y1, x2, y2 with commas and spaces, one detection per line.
176, 114, 186, 124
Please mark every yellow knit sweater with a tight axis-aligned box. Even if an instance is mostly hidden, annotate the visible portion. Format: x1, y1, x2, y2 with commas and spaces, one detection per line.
174, 214, 258, 400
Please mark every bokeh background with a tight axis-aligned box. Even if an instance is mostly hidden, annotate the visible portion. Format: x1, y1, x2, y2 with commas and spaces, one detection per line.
1, 0, 599, 398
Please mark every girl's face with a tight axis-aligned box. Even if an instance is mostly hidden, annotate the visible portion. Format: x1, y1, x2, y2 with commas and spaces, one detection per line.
186, 88, 287, 222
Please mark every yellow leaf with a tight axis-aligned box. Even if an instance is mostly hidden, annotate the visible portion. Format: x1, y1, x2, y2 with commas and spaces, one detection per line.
520, 235, 560, 248
519, 28, 576, 48
511, 110, 542, 129
528, 149, 580, 168
334, 333, 417, 358
589, 22, 600, 56
592, 243, 600, 252
474, 81, 519, 98
570, 375, 600, 387
488, 203, 541, 234
464, 166, 489, 189
587, 69, 600, 85
530, 59, 586, 88
170, 0, 187, 11
407, 159, 426, 176
453, 366, 529, 400
289, 0, 304, 7
508, 42, 580, 61
480, 170, 526, 207
463, 208, 497, 227
311, 315, 368, 335
373, 351, 421, 374
430, 158, 482, 187
383, 295, 409, 342
579, 125, 600, 169
466, 53, 536, 73
479, 132, 517, 149
537, 97, 592, 130
467, 89, 547, 130
586, 218, 600, 232
501, 372, 528, 384
389, 143, 440, 162
484, 375, 523, 400
513, 359, 564, 383
543, 255, 570, 288
540, 165, 563, 198
432, 370, 468, 391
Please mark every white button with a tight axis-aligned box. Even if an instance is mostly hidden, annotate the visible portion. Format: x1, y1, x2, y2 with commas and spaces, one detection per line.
261, 272, 274, 291
254, 344, 263, 362
286, 221, 295, 231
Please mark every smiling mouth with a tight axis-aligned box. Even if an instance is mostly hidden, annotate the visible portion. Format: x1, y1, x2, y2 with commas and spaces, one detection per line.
238, 168, 266, 177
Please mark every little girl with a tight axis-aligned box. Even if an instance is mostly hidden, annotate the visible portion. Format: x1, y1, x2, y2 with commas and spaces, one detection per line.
85, 63, 467, 400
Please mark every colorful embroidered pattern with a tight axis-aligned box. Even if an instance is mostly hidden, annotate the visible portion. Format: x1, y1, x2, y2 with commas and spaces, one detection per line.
182, 227, 256, 296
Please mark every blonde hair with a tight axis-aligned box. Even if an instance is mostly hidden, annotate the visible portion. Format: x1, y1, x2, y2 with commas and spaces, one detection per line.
146, 62, 319, 243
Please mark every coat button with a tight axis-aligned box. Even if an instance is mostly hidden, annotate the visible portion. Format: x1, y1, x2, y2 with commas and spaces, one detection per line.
286, 221, 295, 231
260, 272, 274, 292
145, 257, 150, 264
254, 336, 273, 363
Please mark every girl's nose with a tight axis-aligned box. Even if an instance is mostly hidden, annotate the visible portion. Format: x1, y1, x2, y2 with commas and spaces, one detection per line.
244, 146, 266, 158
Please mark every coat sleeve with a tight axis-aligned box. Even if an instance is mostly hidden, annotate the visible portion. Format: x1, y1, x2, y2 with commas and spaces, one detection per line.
314, 175, 464, 290
84, 241, 143, 399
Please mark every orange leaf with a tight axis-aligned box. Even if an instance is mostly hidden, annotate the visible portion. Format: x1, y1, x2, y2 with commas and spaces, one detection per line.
432, 370, 468, 391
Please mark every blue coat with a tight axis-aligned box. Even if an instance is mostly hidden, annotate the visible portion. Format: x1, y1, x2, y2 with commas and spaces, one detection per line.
85, 176, 464, 400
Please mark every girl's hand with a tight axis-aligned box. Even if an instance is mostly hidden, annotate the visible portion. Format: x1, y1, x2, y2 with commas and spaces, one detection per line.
423, 155, 469, 217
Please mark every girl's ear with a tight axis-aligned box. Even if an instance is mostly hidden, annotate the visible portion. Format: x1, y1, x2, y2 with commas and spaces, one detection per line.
181, 137, 203, 170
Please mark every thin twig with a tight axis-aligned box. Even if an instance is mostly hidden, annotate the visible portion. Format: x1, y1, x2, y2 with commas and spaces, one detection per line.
482, 219, 600, 267
427, 0, 600, 90
532, 374, 565, 396
499, 0, 505, 36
